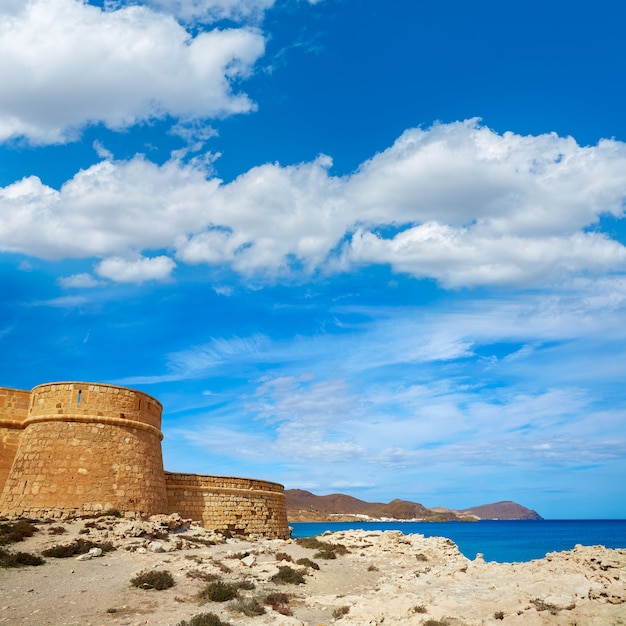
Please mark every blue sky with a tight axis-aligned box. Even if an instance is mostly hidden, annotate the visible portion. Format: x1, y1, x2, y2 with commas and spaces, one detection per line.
1, 0, 626, 519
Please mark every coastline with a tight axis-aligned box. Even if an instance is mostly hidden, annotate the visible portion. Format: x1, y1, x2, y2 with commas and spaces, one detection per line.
1, 515, 625, 625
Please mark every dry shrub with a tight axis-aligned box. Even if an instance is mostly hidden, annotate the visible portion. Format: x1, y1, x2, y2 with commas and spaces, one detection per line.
42, 538, 114, 558
270, 565, 306, 585
264, 592, 292, 616
130, 570, 175, 590
0, 520, 37, 545
176, 613, 232, 626
186, 570, 220, 582
274, 551, 293, 562
332, 605, 350, 619
0, 547, 45, 568
199, 581, 239, 602
296, 557, 319, 570
228, 597, 265, 616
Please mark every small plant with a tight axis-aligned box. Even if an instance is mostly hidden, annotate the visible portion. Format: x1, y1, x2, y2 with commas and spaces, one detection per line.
229, 597, 265, 616
0, 547, 45, 568
332, 605, 350, 619
296, 557, 320, 570
423, 620, 448, 626
176, 613, 232, 626
530, 598, 562, 613
130, 570, 175, 590
314, 549, 336, 560
235, 579, 255, 591
415, 553, 428, 561
367, 564, 379, 571
296, 536, 326, 549
100, 508, 122, 518
199, 581, 239, 602
264, 592, 292, 616
186, 570, 220, 582
0, 520, 37, 545
48, 525, 67, 535
41, 539, 114, 558
413, 605, 427, 614
179, 535, 217, 547
494, 610, 505, 620
274, 551, 293, 562
270, 565, 306, 585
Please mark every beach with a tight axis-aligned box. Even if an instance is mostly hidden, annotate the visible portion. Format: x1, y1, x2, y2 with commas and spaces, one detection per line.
1, 515, 625, 625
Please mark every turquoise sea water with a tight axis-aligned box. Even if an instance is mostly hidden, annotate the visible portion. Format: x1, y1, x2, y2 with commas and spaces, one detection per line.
290, 520, 626, 563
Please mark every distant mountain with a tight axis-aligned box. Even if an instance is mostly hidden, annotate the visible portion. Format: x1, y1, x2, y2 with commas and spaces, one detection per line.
458, 500, 543, 520
285, 490, 542, 522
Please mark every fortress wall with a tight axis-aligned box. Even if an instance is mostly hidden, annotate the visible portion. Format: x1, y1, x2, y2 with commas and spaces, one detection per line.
165, 472, 290, 539
0, 383, 168, 518
29, 382, 162, 430
0, 387, 30, 496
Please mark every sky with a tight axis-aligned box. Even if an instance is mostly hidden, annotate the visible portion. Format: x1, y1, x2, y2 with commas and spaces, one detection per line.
1, 0, 626, 520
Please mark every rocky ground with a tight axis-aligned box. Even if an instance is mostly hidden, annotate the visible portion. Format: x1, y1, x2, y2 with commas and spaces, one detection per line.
0, 515, 625, 626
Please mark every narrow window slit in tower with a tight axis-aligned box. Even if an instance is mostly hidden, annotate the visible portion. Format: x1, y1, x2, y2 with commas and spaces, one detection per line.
77, 390, 82, 403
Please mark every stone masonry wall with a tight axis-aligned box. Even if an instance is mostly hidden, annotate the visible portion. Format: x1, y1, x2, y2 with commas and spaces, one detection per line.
0, 387, 30, 496
0, 383, 168, 519
165, 472, 290, 539
0, 382, 289, 538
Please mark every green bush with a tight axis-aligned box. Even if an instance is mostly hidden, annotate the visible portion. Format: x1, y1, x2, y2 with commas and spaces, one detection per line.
130, 570, 175, 590
199, 581, 239, 603
296, 557, 320, 570
0, 520, 37, 545
0, 547, 45, 568
270, 565, 306, 585
228, 597, 265, 616
176, 613, 232, 626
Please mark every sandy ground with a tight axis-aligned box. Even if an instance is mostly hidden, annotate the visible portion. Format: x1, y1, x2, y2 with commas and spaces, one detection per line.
1, 515, 625, 626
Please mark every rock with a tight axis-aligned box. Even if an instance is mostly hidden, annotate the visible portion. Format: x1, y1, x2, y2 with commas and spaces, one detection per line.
148, 541, 165, 553
88, 547, 102, 557
76, 553, 92, 561
241, 554, 256, 567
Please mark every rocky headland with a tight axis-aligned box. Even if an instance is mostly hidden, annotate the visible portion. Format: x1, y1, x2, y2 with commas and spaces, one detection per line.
285, 490, 543, 522
1, 514, 624, 625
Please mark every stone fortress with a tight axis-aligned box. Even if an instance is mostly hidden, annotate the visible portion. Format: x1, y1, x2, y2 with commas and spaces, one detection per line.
0, 382, 289, 539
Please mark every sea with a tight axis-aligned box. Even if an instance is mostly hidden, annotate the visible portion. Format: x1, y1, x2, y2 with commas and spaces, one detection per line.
289, 520, 626, 564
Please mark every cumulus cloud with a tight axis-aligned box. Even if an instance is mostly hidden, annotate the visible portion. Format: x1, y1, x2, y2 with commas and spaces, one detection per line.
95, 255, 176, 282
2, 121, 626, 287
0, 156, 218, 259
0, 0, 265, 143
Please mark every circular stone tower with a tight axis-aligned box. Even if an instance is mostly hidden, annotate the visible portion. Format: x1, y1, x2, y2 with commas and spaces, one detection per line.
0, 382, 168, 518
0, 387, 30, 497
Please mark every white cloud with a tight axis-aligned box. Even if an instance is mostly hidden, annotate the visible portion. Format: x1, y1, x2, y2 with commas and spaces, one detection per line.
58, 272, 103, 288
0, 0, 265, 143
95, 255, 176, 282
142, 0, 275, 23
0, 156, 218, 259
2, 121, 626, 287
